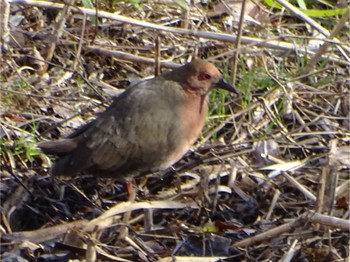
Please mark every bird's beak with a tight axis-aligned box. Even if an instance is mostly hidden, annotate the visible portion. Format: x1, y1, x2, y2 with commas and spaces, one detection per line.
216, 78, 239, 94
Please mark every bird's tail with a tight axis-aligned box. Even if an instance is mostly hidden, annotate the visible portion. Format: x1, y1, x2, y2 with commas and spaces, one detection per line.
38, 139, 77, 154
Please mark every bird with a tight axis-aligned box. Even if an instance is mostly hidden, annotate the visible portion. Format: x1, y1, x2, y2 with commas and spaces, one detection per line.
38, 59, 238, 178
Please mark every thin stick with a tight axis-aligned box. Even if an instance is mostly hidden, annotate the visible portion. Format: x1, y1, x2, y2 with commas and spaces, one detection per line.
0, 0, 10, 51
307, 211, 350, 231
232, 217, 304, 247
155, 35, 161, 76
304, 10, 350, 74
231, 0, 246, 85
265, 189, 281, 220
282, 172, 316, 202
280, 239, 298, 262
45, 0, 74, 69
275, 0, 350, 59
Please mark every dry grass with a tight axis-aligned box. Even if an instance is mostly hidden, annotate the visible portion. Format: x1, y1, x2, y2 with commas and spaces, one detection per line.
1, 0, 349, 261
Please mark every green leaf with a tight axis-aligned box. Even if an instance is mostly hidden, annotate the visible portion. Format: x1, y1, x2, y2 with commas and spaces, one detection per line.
264, 0, 283, 9
296, 0, 307, 10
173, 0, 190, 11
264, 0, 349, 17
302, 7, 349, 17
81, 0, 97, 23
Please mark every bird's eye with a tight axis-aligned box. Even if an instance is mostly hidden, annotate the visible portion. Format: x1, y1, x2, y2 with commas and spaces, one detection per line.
199, 73, 211, 81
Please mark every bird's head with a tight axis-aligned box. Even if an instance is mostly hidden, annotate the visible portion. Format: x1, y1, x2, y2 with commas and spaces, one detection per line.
184, 59, 238, 96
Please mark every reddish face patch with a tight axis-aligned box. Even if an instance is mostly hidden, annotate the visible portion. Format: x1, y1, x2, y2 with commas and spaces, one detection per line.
198, 72, 212, 81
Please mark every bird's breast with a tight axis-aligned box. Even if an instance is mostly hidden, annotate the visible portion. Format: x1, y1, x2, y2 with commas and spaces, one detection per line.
158, 94, 208, 169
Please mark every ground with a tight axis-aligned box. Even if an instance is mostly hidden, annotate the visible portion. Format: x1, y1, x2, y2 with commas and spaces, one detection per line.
0, 0, 349, 261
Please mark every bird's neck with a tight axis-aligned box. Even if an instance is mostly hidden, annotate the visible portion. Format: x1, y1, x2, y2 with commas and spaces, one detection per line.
177, 92, 208, 147
184, 91, 209, 115
162, 64, 192, 84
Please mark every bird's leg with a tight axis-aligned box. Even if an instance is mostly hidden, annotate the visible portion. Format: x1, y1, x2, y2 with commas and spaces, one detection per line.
136, 173, 154, 232
126, 177, 134, 196
118, 176, 136, 240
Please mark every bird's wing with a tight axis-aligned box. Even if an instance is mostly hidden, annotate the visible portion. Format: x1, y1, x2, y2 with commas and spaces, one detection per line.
53, 79, 180, 176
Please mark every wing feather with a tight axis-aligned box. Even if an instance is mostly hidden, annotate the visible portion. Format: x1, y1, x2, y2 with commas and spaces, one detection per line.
52, 78, 182, 176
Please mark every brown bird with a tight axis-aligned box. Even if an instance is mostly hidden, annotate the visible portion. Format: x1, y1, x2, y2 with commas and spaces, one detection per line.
38, 59, 238, 177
